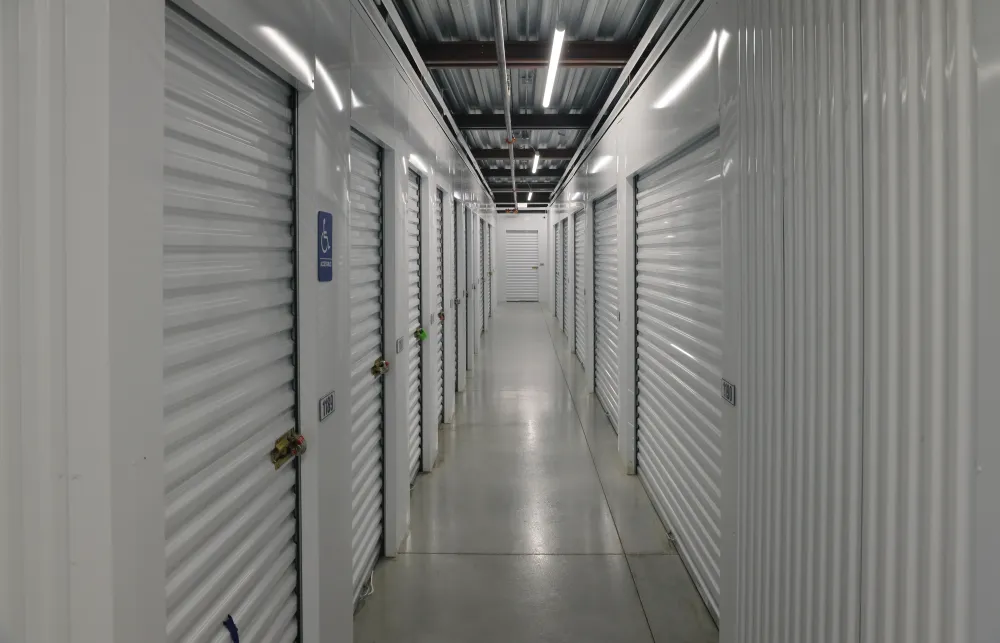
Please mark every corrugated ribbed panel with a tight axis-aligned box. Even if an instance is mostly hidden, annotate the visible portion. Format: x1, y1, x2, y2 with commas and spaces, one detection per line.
861, 1, 975, 641
163, 7, 299, 642
635, 131, 723, 619
434, 189, 445, 425
554, 222, 563, 323
406, 171, 423, 483
349, 131, 384, 603
561, 220, 568, 332
505, 230, 540, 301
487, 224, 493, 317
451, 199, 459, 384
733, 0, 864, 639
574, 211, 586, 364
593, 192, 619, 431
479, 222, 485, 332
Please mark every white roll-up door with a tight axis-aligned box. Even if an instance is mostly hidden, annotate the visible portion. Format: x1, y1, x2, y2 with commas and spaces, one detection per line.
635, 132, 724, 617
593, 192, 620, 431
406, 171, 423, 483
554, 222, 563, 322
434, 189, 445, 425
486, 224, 493, 317
163, 8, 299, 641
574, 211, 586, 365
505, 230, 539, 301
348, 130, 384, 604
479, 222, 485, 333
561, 220, 568, 332
452, 199, 459, 386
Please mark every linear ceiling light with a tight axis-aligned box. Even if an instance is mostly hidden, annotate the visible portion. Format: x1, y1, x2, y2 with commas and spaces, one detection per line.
532, 152, 540, 173
528, 192, 533, 201
518, 202, 528, 208
541, 29, 565, 108
653, 31, 718, 110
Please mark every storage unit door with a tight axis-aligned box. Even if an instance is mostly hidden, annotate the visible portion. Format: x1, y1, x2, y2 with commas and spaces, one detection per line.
406, 171, 423, 482
561, 220, 568, 331
434, 190, 445, 425
504, 230, 539, 301
163, 8, 300, 641
348, 130, 385, 604
635, 133, 724, 617
593, 192, 620, 431
479, 224, 485, 333
554, 222, 563, 322
450, 199, 458, 394
487, 225, 493, 317
574, 211, 586, 365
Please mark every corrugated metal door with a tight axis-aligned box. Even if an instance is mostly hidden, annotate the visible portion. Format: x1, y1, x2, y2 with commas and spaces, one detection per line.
348, 130, 384, 604
554, 222, 563, 322
450, 199, 458, 395
574, 211, 585, 365
163, 8, 300, 641
561, 219, 568, 332
405, 171, 423, 482
434, 189, 445, 425
504, 230, 539, 301
479, 223, 485, 333
593, 192, 620, 431
635, 133, 724, 617
486, 224, 493, 317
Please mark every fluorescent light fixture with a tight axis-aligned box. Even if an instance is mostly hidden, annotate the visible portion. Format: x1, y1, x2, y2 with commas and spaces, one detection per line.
258, 26, 313, 87
571, 192, 582, 200
532, 153, 540, 174
653, 31, 718, 110
518, 202, 528, 208
541, 29, 566, 108
589, 155, 613, 174
409, 154, 429, 173
314, 59, 343, 111
528, 192, 533, 201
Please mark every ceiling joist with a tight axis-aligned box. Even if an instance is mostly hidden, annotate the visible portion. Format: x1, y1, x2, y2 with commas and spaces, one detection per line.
483, 169, 562, 179
472, 148, 577, 161
455, 114, 593, 130
419, 40, 636, 68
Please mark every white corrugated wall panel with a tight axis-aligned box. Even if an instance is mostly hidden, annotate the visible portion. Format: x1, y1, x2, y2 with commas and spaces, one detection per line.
861, 1, 975, 641
593, 192, 620, 431
561, 220, 568, 332
434, 189, 445, 425
406, 171, 423, 483
505, 230, 540, 301
635, 131, 724, 618
163, 7, 299, 641
348, 131, 384, 603
486, 224, 493, 317
574, 211, 586, 364
554, 221, 563, 323
731, 0, 865, 640
479, 222, 485, 333
449, 198, 458, 396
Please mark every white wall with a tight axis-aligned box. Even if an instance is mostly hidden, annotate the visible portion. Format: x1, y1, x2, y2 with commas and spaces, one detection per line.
548, 0, 999, 639
0, 0, 493, 641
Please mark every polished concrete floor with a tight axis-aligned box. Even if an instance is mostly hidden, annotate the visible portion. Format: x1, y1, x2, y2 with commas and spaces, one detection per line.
354, 304, 718, 643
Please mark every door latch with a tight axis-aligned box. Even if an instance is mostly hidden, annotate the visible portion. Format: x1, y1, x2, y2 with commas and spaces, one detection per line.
371, 357, 390, 377
270, 429, 306, 470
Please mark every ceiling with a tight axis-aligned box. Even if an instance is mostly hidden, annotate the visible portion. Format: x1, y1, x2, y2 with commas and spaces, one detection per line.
391, 0, 661, 207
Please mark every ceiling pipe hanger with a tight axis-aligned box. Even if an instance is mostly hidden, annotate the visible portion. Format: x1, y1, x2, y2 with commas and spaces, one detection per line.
490, 0, 517, 207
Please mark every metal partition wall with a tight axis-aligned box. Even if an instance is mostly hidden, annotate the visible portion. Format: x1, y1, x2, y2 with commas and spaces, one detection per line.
593, 192, 620, 432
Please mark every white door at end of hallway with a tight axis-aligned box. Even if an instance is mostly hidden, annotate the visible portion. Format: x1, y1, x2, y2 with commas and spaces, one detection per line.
163, 7, 300, 641
406, 170, 423, 483
504, 230, 539, 302
635, 131, 725, 619
348, 130, 386, 605
574, 211, 586, 366
593, 192, 620, 433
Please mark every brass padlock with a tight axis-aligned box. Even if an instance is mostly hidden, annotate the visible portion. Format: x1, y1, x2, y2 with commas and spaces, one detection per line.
270, 429, 306, 470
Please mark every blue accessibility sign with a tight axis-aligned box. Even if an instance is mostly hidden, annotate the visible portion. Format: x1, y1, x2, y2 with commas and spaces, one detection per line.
318, 211, 333, 282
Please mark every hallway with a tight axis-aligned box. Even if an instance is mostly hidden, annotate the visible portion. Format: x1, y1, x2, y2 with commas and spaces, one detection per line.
354, 304, 718, 643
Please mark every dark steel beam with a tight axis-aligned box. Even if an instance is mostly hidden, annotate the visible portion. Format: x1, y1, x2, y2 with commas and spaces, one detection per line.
484, 169, 562, 179
491, 184, 557, 192
455, 113, 593, 130
419, 40, 636, 68
473, 148, 577, 160
493, 190, 553, 198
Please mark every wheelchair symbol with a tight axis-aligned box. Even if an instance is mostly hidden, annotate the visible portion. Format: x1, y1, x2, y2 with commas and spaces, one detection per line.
321, 219, 331, 254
